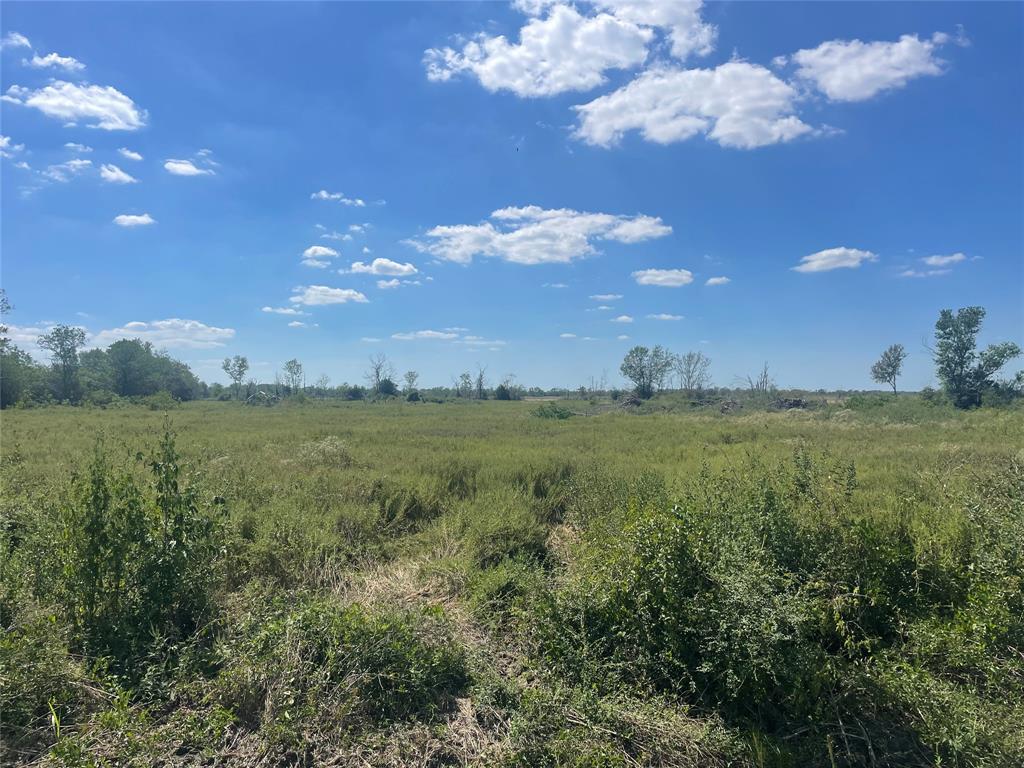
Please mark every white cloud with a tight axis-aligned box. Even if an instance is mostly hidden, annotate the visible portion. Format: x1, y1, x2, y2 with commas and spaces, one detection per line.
616, 334, 630, 340
455, 336, 507, 348
899, 268, 951, 279
288, 321, 318, 328
349, 223, 367, 233
3, 80, 146, 130
426, 1, 715, 98
261, 306, 307, 316
406, 205, 670, 265
792, 33, 947, 102
542, 282, 568, 288
1, 32, 31, 49
99, 163, 137, 184
361, 337, 382, 343
560, 332, 577, 338
362, 246, 372, 254
118, 147, 143, 161
444, 327, 469, 332
113, 213, 155, 227
590, 293, 622, 301
922, 252, 966, 267
611, 315, 634, 323
392, 329, 459, 340
792, 247, 878, 273
42, 158, 92, 182
349, 258, 418, 276
164, 158, 214, 176
705, 276, 730, 286
91, 318, 235, 349
574, 62, 812, 149
311, 189, 366, 206
377, 279, 401, 290
25, 52, 85, 72
632, 268, 693, 287
321, 230, 352, 241
647, 313, 683, 320
0, 135, 25, 158
64, 142, 92, 152
289, 285, 369, 306
302, 245, 340, 268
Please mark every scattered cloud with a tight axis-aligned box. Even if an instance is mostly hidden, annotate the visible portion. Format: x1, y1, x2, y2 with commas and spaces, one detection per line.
574, 62, 812, 149
289, 285, 368, 306
611, 314, 634, 323
118, 147, 143, 161
425, 1, 714, 98
321, 230, 352, 241
0, 135, 25, 158
2, 80, 146, 130
2, 32, 31, 49
360, 337, 381, 343
41, 158, 92, 182
647, 313, 683, 320
705, 276, 731, 286
542, 282, 568, 288
164, 158, 214, 176
349, 223, 367, 233
899, 268, 951, 279
349, 257, 418, 276
91, 318, 234, 349
406, 205, 671, 265
590, 293, 622, 301
99, 163, 137, 184
632, 268, 694, 287
113, 213, 155, 227
792, 246, 877, 273
392, 329, 459, 340
311, 189, 366, 206
301, 245, 340, 268
25, 52, 85, 72
262, 306, 307, 316
792, 33, 949, 102
288, 321, 318, 328
64, 142, 92, 152
922, 252, 966, 267
560, 333, 577, 339
377, 279, 401, 290
617, 334, 630, 340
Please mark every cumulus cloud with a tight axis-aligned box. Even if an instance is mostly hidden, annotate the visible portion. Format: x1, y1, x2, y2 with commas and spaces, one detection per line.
261, 306, 307, 316
922, 252, 966, 267
301, 245, 340, 268
349, 258, 418, 276
118, 147, 143, 161
113, 213, 155, 227
41, 158, 91, 182
64, 142, 92, 152
705, 276, 730, 286
311, 189, 366, 206
164, 158, 214, 176
321, 230, 352, 241
899, 268, 951, 279
899, 252, 968, 278
1, 32, 31, 49
425, 1, 714, 97
91, 318, 234, 349
647, 313, 683, 320
2, 80, 146, 130
99, 163, 137, 184
0, 135, 25, 158
611, 315, 634, 323
289, 285, 368, 306
392, 329, 459, 340
25, 52, 85, 72
793, 247, 877, 273
632, 268, 693, 287
792, 33, 948, 102
406, 205, 671, 265
574, 62, 812, 149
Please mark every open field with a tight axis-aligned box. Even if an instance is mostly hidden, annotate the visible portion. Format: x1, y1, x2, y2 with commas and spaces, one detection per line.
2, 399, 1023, 766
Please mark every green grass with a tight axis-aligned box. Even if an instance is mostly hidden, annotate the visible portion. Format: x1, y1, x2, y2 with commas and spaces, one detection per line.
2, 398, 1022, 766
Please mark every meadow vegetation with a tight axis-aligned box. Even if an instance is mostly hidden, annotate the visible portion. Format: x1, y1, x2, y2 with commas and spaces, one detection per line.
1, 395, 1022, 766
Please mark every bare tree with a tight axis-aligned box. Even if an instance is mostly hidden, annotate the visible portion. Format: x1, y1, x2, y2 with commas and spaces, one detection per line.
365, 353, 394, 394
314, 374, 330, 397
746, 362, 775, 395
475, 364, 488, 400
675, 351, 712, 395
403, 370, 419, 392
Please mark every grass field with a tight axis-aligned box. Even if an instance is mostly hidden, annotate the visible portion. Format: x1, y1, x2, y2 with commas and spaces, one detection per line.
2, 399, 1023, 766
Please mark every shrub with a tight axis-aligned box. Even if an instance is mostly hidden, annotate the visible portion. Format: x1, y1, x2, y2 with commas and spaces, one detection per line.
532, 403, 574, 420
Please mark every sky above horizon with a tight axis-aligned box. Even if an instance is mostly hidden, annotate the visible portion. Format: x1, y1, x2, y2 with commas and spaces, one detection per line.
2, 1, 1022, 390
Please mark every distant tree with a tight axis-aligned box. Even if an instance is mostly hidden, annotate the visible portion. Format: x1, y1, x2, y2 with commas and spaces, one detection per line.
314, 374, 330, 397
870, 344, 908, 394
933, 307, 1021, 408
495, 373, 520, 401
283, 358, 304, 394
403, 370, 419, 392
377, 377, 399, 397
222, 355, 249, 400
475, 364, 488, 400
108, 339, 155, 396
620, 345, 674, 399
365, 353, 394, 394
0, 289, 11, 350
746, 362, 775, 396
495, 383, 511, 400
458, 372, 473, 398
39, 324, 87, 402
675, 351, 712, 395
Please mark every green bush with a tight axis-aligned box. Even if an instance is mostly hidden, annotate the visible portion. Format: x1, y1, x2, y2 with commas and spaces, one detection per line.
532, 403, 574, 420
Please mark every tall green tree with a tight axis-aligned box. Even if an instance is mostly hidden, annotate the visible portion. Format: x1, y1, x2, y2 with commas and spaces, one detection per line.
934, 307, 1021, 408
870, 344, 908, 394
222, 355, 249, 400
620, 345, 674, 399
38, 325, 87, 402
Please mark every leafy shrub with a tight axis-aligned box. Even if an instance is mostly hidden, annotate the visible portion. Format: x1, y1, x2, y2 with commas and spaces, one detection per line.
140, 390, 179, 410
532, 403, 574, 420
214, 591, 468, 744
406, 389, 421, 402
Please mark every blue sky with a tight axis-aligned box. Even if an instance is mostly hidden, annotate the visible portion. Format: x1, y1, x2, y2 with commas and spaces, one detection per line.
2, 1, 1021, 390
